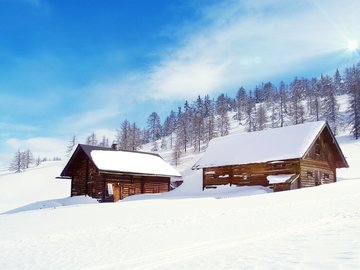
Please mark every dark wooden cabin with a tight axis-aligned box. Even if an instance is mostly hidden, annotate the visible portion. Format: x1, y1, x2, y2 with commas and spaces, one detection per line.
60, 144, 181, 202
192, 121, 348, 192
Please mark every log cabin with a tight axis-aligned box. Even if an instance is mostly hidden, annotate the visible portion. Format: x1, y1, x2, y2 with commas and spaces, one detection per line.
192, 121, 348, 192
60, 144, 181, 202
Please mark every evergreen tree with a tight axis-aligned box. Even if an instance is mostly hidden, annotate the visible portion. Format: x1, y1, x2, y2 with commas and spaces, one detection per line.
9, 150, 24, 173
289, 77, 305, 125
86, 132, 98, 146
129, 122, 142, 150
278, 81, 287, 127
245, 91, 256, 132
256, 104, 267, 130
23, 149, 33, 169
192, 95, 204, 152
36, 156, 42, 166
99, 136, 109, 147
321, 74, 339, 134
334, 68, 345, 95
172, 138, 182, 167
308, 78, 321, 121
66, 135, 77, 156
147, 112, 162, 142
177, 102, 193, 153
235, 87, 247, 123
160, 137, 167, 150
346, 65, 360, 139
203, 95, 216, 145
216, 93, 230, 136
117, 120, 131, 150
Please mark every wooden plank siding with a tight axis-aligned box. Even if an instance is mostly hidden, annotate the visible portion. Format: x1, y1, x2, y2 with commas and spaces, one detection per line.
67, 149, 171, 202
199, 122, 347, 192
104, 176, 170, 201
203, 159, 300, 190
300, 159, 335, 187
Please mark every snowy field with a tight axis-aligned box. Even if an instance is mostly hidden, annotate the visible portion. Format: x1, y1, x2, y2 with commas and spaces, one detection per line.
0, 136, 360, 269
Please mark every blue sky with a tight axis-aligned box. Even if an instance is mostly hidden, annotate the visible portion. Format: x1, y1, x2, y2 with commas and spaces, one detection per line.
1, 0, 360, 166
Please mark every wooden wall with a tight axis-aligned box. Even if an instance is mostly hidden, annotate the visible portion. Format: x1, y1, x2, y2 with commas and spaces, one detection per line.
203, 159, 300, 189
202, 126, 342, 192
67, 150, 171, 201
104, 175, 170, 201
299, 130, 337, 188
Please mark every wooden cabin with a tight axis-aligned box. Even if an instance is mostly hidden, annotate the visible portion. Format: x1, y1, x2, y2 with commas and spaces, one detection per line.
192, 121, 348, 192
60, 144, 181, 202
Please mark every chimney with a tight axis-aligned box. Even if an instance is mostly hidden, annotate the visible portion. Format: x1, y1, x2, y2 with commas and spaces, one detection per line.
111, 143, 118, 150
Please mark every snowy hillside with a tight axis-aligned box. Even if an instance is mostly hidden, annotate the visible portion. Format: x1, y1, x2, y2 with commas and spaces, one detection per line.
0, 134, 359, 269
0, 161, 71, 213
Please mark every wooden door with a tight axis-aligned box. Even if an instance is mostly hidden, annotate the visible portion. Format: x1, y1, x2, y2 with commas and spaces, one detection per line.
113, 185, 121, 202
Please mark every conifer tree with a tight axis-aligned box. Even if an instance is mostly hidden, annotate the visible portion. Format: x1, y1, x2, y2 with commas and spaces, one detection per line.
346, 65, 360, 139
245, 91, 256, 132
147, 112, 162, 142
321, 74, 339, 134
9, 150, 24, 173
278, 81, 287, 127
66, 135, 77, 156
203, 95, 216, 145
235, 87, 247, 123
256, 104, 267, 130
192, 95, 204, 152
289, 77, 305, 125
216, 93, 230, 136
86, 132, 98, 146
23, 149, 33, 169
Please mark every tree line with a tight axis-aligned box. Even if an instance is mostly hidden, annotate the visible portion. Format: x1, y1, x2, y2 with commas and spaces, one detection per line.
71, 61, 360, 166
9, 149, 61, 173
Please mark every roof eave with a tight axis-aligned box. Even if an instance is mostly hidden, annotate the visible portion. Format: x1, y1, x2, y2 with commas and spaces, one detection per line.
99, 169, 181, 178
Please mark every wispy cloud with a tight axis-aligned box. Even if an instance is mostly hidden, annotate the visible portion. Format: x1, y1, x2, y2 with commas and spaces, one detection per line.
58, 0, 360, 134
136, 0, 360, 99
0, 122, 39, 133
5, 137, 67, 159
51, 0, 360, 133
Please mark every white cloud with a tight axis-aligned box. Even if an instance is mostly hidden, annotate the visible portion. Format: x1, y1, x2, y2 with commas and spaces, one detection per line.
5, 137, 67, 159
0, 122, 39, 133
138, 0, 360, 99
54, 0, 360, 136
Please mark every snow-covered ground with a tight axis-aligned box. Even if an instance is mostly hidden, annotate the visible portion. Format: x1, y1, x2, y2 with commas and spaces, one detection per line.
0, 135, 359, 269
0, 161, 70, 213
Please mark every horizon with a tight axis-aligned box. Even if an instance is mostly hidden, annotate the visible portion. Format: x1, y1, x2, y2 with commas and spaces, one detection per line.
1, 0, 360, 167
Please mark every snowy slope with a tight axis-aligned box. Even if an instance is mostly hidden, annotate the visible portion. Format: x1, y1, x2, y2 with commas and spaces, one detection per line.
0, 136, 359, 269
0, 161, 71, 213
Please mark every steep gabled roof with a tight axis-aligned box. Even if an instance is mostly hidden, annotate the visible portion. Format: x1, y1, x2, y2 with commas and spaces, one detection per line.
61, 144, 181, 177
193, 121, 348, 169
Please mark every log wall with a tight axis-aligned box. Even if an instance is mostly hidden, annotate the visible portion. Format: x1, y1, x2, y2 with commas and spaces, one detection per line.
203, 159, 300, 190
68, 149, 171, 202
104, 175, 170, 201
299, 158, 335, 188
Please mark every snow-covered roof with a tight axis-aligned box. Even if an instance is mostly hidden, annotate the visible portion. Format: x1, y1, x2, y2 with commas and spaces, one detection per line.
193, 121, 326, 169
91, 150, 181, 177
60, 144, 181, 178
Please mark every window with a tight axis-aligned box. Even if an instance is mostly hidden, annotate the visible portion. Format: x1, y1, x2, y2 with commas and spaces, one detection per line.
315, 143, 321, 156
323, 173, 330, 180
307, 171, 314, 178
107, 183, 113, 195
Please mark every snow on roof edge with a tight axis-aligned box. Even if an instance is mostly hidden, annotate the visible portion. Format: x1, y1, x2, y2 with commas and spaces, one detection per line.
91, 150, 181, 177
193, 121, 326, 169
